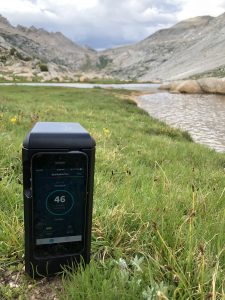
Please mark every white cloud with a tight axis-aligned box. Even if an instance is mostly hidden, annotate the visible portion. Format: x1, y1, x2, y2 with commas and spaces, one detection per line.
31, 0, 98, 12
0, 0, 38, 15
177, 0, 225, 20
0, 0, 225, 49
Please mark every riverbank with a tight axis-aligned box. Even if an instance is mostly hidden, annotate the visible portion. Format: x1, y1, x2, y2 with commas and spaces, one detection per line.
0, 86, 224, 299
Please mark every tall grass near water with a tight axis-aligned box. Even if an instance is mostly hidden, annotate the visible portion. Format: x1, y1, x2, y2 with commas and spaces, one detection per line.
0, 86, 224, 299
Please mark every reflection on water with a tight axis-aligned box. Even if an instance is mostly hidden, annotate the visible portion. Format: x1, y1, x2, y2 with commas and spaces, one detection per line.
138, 93, 225, 152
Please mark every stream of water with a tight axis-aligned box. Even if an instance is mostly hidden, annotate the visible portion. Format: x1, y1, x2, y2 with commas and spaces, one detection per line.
0, 82, 159, 92
137, 93, 225, 152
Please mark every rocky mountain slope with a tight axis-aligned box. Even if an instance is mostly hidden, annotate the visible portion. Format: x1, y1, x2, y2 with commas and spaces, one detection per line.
1, 13, 225, 82
100, 13, 225, 81
0, 15, 98, 81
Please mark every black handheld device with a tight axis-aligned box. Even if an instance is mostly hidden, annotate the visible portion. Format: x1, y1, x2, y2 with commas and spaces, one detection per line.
22, 122, 95, 277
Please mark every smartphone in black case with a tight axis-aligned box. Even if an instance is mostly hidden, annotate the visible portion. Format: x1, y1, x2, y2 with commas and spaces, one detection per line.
23, 122, 95, 277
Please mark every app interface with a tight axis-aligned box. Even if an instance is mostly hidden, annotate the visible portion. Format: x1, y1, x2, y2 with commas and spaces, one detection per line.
33, 160, 86, 248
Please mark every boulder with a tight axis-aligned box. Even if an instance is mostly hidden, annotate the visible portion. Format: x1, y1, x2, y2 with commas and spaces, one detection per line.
197, 77, 225, 94
159, 80, 202, 93
175, 80, 202, 94
159, 77, 225, 95
79, 75, 88, 82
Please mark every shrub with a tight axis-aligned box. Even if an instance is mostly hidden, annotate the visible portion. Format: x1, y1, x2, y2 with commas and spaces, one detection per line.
97, 55, 112, 69
39, 63, 48, 72
9, 48, 16, 56
0, 56, 7, 62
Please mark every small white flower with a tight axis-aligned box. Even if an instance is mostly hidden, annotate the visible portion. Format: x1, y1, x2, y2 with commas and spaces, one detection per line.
118, 258, 128, 270
9, 282, 19, 288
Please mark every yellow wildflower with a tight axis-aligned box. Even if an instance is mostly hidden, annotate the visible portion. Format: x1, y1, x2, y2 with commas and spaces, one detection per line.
103, 127, 110, 137
10, 116, 17, 124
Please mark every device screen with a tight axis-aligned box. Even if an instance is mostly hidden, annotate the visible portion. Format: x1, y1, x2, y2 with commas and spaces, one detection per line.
31, 152, 88, 258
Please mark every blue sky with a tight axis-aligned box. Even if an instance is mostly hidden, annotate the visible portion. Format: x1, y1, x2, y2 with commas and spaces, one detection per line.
0, 0, 225, 49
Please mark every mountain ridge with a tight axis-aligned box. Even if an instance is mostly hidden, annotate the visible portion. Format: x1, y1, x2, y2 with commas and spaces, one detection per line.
100, 13, 225, 80
1, 13, 225, 81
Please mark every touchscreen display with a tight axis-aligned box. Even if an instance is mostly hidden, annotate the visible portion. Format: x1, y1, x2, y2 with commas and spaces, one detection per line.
32, 152, 87, 257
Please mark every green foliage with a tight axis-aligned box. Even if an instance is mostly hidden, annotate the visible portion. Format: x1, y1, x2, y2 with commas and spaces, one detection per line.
39, 63, 49, 72
0, 55, 7, 62
97, 55, 113, 70
81, 55, 92, 71
0, 86, 224, 299
9, 47, 16, 56
62, 257, 171, 300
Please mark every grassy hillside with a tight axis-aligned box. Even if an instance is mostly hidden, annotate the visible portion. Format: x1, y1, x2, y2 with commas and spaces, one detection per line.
0, 86, 224, 299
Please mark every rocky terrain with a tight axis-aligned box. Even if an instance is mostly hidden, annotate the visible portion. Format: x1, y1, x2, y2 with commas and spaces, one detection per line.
0, 15, 99, 82
101, 14, 225, 81
1, 13, 225, 82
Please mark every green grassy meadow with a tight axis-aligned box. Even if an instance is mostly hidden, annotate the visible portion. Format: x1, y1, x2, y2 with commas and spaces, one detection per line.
0, 86, 224, 299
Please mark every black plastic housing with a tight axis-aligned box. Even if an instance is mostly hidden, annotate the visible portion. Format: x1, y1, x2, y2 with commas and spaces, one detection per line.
22, 122, 95, 277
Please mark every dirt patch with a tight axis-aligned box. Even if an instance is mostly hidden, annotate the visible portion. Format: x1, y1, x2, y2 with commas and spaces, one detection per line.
0, 266, 63, 299
26, 276, 62, 300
